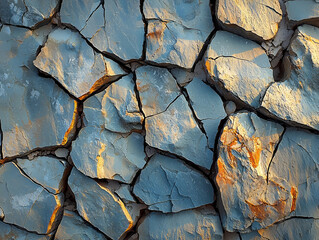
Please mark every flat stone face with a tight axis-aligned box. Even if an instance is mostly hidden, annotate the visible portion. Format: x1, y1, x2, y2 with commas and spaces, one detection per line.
0, 162, 63, 234
217, 0, 282, 41
138, 207, 223, 240
55, 210, 107, 240
0, 0, 58, 28
0, 25, 77, 159
136, 65, 180, 117
0, 221, 49, 240
133, 154, 214, 213
186, 78, 226, 148
216, 112, 284, 232
261, 25, 319, 130
205, 31, 274, 108
286, 0, 319, 26
34, 28, 125, 99
145, 95, 213, 169
16, 156, 69, 194
68, 168, 133, 239
144, 0, 214, 69
60, 0, 144, 61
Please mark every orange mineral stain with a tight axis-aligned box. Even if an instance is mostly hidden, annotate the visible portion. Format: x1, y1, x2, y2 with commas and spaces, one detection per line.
290, 187, 298, 212
216, 158, 234, 185
247, 137, 262, 168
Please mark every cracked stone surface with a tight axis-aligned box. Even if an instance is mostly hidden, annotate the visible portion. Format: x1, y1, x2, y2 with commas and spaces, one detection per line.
144, 0, 214, 69
216, 0, 282, 41
0, 221, 49, 240
133, 154, 214, 213
205, 31, 274, 108
286, 0, 319, 27
262, 25, 319, 130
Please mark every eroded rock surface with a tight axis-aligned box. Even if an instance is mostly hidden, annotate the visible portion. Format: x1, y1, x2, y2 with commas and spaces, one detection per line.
286, 0, 319, 27
0, 221, 49, 240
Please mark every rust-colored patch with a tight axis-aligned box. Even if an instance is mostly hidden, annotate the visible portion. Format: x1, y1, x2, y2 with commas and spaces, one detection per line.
147, 30, 163, 40
205, 59, 212, 72
246, 202, 269, 221
290, 187, 298, 212
247, 137, 262, 168
216, 158, 234, 185
62, 100, 78, 145
46, 195, 62, 233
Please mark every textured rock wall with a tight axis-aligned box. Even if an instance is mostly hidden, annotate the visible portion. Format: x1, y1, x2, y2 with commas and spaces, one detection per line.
0, 0, 318, 239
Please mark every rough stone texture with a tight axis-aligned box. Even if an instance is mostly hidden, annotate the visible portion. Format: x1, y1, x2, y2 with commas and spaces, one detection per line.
133, 154, 214, 213
60, 0, 144, 61
286, 0, 319, 27
68, 168, 134, 239
55, 210, 107, 240
145, 95, 213, 169
262, 25, 319, 130
34, 28, 125, 99
0, 221, 49, 240
170, 68, 194, 86
0, 25, 77, 158
216, 112, 284, 232
144, 0, 214, 69
216, 0, 282, 41
138, 207, 223, 240
0, 0, 58, 28
205, 31, 274, 108
0, 162, 63, 234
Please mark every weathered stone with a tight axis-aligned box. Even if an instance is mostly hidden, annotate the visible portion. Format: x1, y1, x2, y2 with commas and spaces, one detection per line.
286, 0, 319, 27
55, 210, 107, 240
115, 185, 135, 203
0, 25, 77, 158
0, 162, 63, 234
170, 68, 194, 87
136, 65, 180, 117
68, 168, 134, 239
241, 218, 319, 240
60, 0, 144, 61
225, 101, 237, 115
0, 0, 58, 28
186, 78, 226, 148
216, 112, 284, 232
55, 148, 69, 158
205, 31, 274, 108
0, 221, 49, 240
138, 207, 223, 240
261, 25, 319, 130
84, 74, 143, 133
144, 0, 214, 69
145, 95, 213, 169
133, 154, 214, 213
34, 28, 125, 99
16, 156, 69, 194
216, 0, 282, 41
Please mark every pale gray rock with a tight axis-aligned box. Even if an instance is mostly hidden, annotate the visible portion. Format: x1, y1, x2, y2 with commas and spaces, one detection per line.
136, 65, 180, 117
144, 0, 214, 69
34, 28, 125, 99
61, 0, 144, 61
216, 112, 284, 232
0, 0, 58, 28
0, 221, 49, 240
0, 162, 63, 234
205, 31, 274, 108
68, 168, 134, 239
186, 78, 226, 148
225, 101, 237, 115
145, 95, 213, 169
261, 25, 319, 130
138, 207, 223, 240
286, 0, 319, 27
83, 74, 143, 133
16, 156, 69, 194
0, 25, 77, 158
133, 154, 214, 213
55, 148, 69, 158
216, 0, 282, 41
170, 68, 194, 87
55, 210, 107, 240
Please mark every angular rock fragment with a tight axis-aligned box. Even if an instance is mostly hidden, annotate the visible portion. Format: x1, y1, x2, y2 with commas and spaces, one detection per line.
145, 95, 213, 169
68, 168, 134, 239
286, 0, 319, 27
170, 68, 194, 87
216, 0, 282, 41
0, 25, 77, 159
55, 210, 107, 240
261, 25, 319, 130
0, 0, 58, 28
205, 31, 274, 108
136, 65, 180, 117
16, 156, 70, 194
133, 154, 214, 213
34, 28, 125, 99
216, 112, 284, 232
186, 78, 226, 148
61, 0, 144, 61
0, 162, 63, 234
0, 221, 49, 240
138, 207, 223, 240
144, 0, 214, 69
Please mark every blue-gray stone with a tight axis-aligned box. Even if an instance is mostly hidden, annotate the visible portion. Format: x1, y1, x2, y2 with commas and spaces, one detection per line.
286, 0, 319, 27
0, 221, 49, 240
